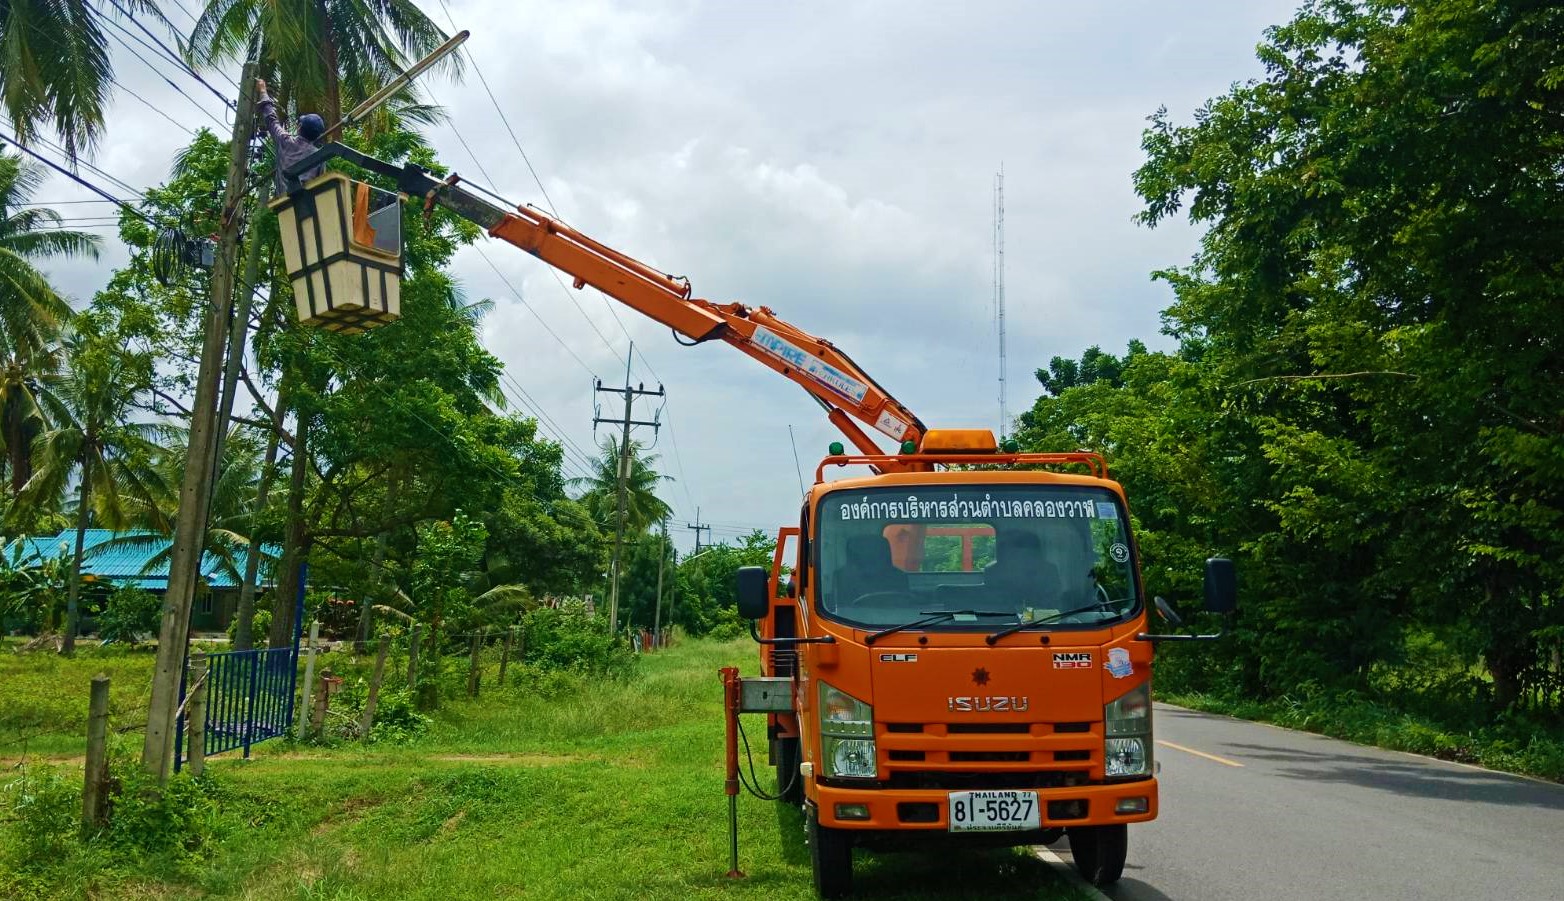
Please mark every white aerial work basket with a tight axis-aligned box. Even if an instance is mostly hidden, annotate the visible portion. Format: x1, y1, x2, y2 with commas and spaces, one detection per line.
270, 172, 403, 334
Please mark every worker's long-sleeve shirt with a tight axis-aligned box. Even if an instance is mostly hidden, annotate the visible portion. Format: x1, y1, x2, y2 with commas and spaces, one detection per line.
258, 92, 323, 194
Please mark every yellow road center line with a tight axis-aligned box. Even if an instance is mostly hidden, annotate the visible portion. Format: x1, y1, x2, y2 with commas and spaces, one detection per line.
1157, 739, 1244, 767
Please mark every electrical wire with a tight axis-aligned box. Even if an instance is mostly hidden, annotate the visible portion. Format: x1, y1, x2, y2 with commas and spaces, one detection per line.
433, 0, 557, 217
108, 74, 201, 137
96, 15, 230, 131
103, 0, 238, 109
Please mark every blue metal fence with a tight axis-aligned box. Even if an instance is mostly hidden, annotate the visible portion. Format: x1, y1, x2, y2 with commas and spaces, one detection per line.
175, 564, 306, 770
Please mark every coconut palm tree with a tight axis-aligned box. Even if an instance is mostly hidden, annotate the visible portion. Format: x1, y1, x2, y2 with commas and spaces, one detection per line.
0, 1, 168, 159
19, 330, 170, 653
93, 430, 272, 589
0, 152, 100, 494
185, 0, 452, 124
571, 437, 673, 538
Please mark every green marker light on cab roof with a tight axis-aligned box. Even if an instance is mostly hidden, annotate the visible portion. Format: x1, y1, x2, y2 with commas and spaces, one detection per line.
828, 441, 845, 456
900, 440, 918, 454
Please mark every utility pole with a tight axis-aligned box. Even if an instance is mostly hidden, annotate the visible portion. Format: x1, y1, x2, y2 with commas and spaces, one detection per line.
687, 508, 712, 555
142, 63, 260, 783
653, 518, 668, 647
592, 343, 663, 633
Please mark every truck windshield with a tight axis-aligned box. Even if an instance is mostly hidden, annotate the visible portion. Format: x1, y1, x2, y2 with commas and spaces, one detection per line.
816, 485, 1138, 630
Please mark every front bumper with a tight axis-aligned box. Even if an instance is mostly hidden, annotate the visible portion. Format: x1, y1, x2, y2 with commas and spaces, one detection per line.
815, 778, 1158, 830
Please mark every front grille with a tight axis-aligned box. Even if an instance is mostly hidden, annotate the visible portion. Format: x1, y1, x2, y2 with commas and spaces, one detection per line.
1054, 750, 1090, 762
885, 723, 924, 734
1055, 722, 1091, 733
889, 750, 926, 762
947, 723, 1029, 734
950, 751, 1029, 762
884, 770, 1089, 791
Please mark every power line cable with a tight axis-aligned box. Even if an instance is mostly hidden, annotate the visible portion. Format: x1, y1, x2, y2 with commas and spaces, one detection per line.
104, 74, 199, 137
433, 0, 557, 217
97, 15, 230, 131
102, 0, 238, 109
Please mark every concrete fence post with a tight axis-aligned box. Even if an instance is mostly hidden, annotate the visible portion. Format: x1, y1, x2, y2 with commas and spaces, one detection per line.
187, 654, 208, 777
296, 620, 319, 740
360, 638, 390, 739
82, 674, 111, 831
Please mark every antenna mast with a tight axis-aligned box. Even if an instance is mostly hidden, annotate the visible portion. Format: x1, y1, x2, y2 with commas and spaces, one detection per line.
993, 165, 1007, 439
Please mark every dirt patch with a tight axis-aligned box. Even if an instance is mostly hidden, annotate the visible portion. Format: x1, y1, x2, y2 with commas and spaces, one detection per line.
310, 795, 383, 836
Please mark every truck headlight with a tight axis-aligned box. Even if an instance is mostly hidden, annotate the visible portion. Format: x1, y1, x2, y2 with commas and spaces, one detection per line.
1105, 738, 1148, 777
819, 682, 875, 779
824, 738, 877, 778
1103, 682, 1152, 778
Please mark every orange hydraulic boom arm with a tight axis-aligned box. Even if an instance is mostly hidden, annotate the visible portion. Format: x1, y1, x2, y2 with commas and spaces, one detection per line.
487, 204, 925, 459
287, 142, 925, 461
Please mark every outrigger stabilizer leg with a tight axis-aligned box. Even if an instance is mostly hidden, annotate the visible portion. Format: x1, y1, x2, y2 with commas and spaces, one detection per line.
719, 666, 745, 879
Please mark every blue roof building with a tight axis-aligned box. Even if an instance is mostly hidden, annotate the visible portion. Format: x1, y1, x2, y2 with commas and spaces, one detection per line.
5, 530, 281, 633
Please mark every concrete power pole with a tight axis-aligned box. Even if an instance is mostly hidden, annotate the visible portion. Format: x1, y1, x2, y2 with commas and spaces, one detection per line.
653, 518, 668, 646
686, 509, 711, 555
142, 63, 260, 782
592, 344, 663, 633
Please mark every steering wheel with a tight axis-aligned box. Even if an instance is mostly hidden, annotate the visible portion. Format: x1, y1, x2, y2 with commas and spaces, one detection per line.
842, 590, 914, 610
1095, 581, 1114, 611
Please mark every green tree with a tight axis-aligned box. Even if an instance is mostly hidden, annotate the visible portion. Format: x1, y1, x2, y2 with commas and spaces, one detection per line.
408, 513, 485, 707
674, 530, 775, 637
96, 433, 269, 587
186, 0, 451, 123
572, 437, 673, 537
1129, 0, 1564, 709
0, 1, 165, 158
19, 325, 168, 653
0, 152, 101, 494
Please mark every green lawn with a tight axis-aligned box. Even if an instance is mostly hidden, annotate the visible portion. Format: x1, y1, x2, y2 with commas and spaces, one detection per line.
2, 638, 1087, 900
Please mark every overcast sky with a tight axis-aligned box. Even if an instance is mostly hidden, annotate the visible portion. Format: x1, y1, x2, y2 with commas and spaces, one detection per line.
25, 0, 1297, 552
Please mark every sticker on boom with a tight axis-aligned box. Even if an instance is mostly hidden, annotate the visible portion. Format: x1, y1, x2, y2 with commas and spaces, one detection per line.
1053, 652, 1092, 670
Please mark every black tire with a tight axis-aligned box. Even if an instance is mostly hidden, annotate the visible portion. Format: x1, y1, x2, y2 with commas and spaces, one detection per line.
1067, 824, 1127, 886
807, 803, 853, 899
776, 736, 804, 804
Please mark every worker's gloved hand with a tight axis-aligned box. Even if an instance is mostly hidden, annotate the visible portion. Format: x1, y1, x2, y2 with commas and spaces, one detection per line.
255, 78, 268, 97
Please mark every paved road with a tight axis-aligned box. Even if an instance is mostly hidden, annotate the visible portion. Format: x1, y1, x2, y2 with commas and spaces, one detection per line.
1047, 703, 1564, 901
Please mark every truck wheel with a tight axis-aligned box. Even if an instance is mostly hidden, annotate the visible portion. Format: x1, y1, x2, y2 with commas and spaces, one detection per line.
776, 736, 803, 804
807, 804, 853, 898
1067, 824, 1127, 886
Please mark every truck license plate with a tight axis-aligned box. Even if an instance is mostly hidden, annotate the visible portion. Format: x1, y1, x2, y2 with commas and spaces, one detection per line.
947, 790, 1040, 832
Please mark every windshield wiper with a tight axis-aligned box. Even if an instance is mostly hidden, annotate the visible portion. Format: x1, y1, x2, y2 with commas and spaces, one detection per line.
866, 610, 1013, 645
985, 602, 1120, 645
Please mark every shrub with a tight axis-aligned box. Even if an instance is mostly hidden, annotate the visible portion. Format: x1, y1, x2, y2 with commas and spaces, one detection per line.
1, 768, 78, 864
96, 585, 162, 645
225, 608, 270, 646
106, 766, 222, 860
521, 601, 635, 678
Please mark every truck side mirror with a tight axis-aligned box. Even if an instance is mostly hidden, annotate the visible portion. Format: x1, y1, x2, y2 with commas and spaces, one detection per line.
736, 566, 770, 620
1204, 558, 1237, 614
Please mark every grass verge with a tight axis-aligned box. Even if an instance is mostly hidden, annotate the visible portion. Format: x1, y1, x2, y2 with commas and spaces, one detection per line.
2, 638, 1090, 900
